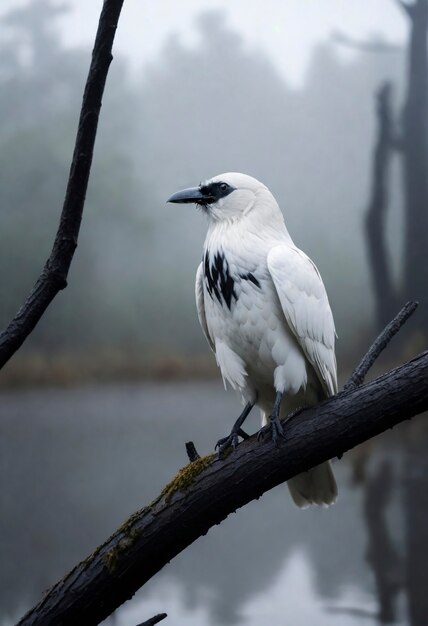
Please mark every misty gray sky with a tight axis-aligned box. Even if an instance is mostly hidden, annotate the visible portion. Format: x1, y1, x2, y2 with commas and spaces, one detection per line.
1, 0, 406, 87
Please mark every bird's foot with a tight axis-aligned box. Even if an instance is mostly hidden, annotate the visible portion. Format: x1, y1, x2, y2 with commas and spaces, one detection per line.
257, 415, 285, 446
215, 432, 238, 456
215, 427, 249, 457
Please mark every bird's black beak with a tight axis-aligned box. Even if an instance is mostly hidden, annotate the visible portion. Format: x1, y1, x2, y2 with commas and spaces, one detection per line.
167, 186, 214, 205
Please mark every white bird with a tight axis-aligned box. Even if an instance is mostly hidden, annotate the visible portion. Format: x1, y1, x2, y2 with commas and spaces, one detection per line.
167, 172, 338, 508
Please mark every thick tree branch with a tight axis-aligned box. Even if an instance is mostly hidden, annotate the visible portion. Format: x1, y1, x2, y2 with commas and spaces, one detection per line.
0, 0, 125, 369
16, 349, 428, 626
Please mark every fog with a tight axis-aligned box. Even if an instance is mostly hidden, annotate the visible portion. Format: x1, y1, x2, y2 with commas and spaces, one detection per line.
0, 0, 407, 86
0, 0, 409, 371
1, 2, 427, 626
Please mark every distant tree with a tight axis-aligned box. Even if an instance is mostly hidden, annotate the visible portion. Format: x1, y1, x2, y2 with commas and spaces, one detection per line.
0, 0, 145, 353
365, 0, 428, 339
365, 82, 399, 329
400, 1, 428, 319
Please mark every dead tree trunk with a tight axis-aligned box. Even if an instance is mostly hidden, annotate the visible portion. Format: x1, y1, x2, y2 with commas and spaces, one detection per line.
15, 349, 428, 626
365, 82, 398, 329
363, 1, 428, 334
400, 0, 428, 325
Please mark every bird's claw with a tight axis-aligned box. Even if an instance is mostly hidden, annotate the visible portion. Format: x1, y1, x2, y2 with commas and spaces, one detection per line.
257, 415, 285, 446
215, 431, 240, 457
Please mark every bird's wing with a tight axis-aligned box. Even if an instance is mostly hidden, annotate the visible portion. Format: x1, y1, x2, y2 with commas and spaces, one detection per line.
195, 262, 215, 352
267, 244, 338, 397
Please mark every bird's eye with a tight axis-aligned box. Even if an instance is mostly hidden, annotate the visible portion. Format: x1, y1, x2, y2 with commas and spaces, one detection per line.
220, 183, 228, 191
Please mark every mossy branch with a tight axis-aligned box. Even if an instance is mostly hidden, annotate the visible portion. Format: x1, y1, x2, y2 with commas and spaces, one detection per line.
16, 341, 428, 625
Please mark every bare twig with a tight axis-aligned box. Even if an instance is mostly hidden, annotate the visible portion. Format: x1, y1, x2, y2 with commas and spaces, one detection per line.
344, 301, 418, 391
136, 613, 167, 626
0, 0, 125, 369
185, 441, 201, 462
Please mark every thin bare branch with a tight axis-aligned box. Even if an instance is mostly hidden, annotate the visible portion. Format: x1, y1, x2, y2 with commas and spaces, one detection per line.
344, 301, 418, 390
0, 0, 125, 369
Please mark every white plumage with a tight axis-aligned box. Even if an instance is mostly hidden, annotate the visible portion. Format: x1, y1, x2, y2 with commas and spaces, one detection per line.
169, 172, 338, 508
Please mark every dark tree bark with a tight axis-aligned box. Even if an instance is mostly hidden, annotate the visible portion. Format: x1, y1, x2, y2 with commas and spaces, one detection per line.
365, 83, 399, 330
15, 349, 428, 626
0, 0, 125, 369
399, 0, 428, 325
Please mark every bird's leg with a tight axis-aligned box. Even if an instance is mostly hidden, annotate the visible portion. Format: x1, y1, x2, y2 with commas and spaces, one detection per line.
257, 391, 285, 446
238, 428, 250, 440
216, 402, 254, 456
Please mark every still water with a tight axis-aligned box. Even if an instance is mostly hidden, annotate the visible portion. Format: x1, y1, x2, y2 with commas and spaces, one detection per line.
0, 381, 427, 626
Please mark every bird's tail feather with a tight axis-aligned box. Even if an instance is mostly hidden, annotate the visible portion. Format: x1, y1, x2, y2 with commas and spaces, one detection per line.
287, 461, 337, 508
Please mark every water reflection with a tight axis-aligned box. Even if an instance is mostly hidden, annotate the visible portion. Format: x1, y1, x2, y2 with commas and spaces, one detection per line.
0, 382, 426, 625
115, 552, 388, 626
403, 426, 428, 626
364, 459, 402, 623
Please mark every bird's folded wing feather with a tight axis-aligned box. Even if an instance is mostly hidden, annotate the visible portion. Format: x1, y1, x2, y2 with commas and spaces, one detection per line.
195, 262, 215, 352
267, 245, 338, 397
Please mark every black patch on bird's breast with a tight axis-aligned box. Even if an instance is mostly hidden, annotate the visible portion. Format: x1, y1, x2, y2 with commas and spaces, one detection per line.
204, 250, 236, 310
240, 272, 261, 289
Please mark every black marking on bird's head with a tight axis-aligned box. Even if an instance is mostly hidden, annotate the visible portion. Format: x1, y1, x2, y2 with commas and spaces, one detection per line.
199, 181, 236, 206
167, 181, 236, 209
